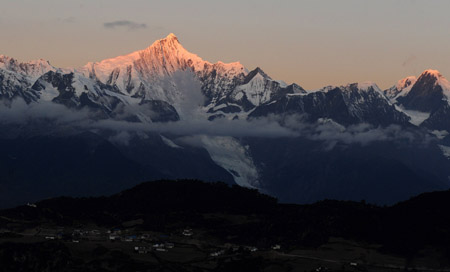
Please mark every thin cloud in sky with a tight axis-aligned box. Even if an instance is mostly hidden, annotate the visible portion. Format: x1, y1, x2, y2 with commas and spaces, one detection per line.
103, 20, 147, 30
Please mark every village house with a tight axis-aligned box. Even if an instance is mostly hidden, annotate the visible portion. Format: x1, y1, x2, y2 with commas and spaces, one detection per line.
134, 246, 151, 254
182, 229, 193, 236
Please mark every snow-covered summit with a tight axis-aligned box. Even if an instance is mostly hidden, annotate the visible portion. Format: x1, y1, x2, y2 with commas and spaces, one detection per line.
384, 76, 417, 101
396, 76, 417, 90
418, 69, 450, 94
384, 70, 450, 105
0, 55, 55, 80
310, 82, 382, 95
75, 33, 249, 104
391, 69, 450, 114
421, 69, 444, 78
356, 81, 382, 92
83, 33, 246, 80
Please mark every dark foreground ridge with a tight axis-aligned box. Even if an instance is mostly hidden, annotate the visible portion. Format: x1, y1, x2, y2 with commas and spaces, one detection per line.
0, 179, 450, 271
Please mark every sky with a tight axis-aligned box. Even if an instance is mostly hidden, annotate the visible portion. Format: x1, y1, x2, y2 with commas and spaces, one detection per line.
1, 0, 450, 90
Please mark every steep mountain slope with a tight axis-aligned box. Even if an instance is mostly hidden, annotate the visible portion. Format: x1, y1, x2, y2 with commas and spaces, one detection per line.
0, 56, 56, 103
0, 55, 55, 80
78, 33, 248, 111
385, 70, 450, 130
383, 76, 417, 101
250, 82, 410, 126
396, 70, 450, 113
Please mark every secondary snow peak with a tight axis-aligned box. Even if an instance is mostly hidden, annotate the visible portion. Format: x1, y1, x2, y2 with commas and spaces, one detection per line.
420, 69, 443, 78
416, 69, 450, 93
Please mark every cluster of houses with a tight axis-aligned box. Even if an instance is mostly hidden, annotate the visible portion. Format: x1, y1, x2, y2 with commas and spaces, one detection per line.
40, 228, 157, 244
26, 203, 37, 208
208, 244, 267, 257
39, 227, 180, 253
210, 249, 225, 257
182, 228, 193, 237
207, 243, 283, 258
37, 227, 283, 259
134, 242, 175, 254
41, 228, 65, 241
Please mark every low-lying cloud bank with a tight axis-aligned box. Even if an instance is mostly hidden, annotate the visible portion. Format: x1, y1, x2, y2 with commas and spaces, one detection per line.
282, 115, 433, 148
0, 99, 434, 148
91, 118, 297, 138
0, 99, 89, 125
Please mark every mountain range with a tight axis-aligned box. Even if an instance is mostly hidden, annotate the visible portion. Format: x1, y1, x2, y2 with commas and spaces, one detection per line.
1, 33, 450, 207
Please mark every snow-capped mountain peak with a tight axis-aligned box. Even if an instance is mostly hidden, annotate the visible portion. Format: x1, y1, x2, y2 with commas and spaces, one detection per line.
81, 33, 246, 87
418, 69, 450, 93
0, 55, 55, 80
408, 69, 450, 105
421, 69, 443, 78
356, 81, 381, 92
162, 32, 178, 41
393, 69, 450, 113
384, 76, 417, 101
64, 33, 250, 109
81, 33, 198, 78
154, 32, 183, 50
396, 76, 417, 90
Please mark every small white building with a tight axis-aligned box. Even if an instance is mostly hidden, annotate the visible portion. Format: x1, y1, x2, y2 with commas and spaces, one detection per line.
246, 246, 258, 252
165, 243, 174, 249
210, 250, 225, 257
109, 235, 120, 241
134, 246, 150, 254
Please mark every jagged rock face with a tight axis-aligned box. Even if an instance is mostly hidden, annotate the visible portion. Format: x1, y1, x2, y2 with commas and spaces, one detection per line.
33, 71, 78, 107
197, 63, 247, 106
381, 70, 450, 131
206, 68, 306, 116
421, 105, 450, 131
0, 69, 37, 103
231, 69, 303, 108
0, 55, 55, 103
396, 71, 449, 113
250, 83, 410, 126
30, 70, 180, 122
384, 76, 417, 101
81, 34, 248, 110
0, 55, 55, 79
